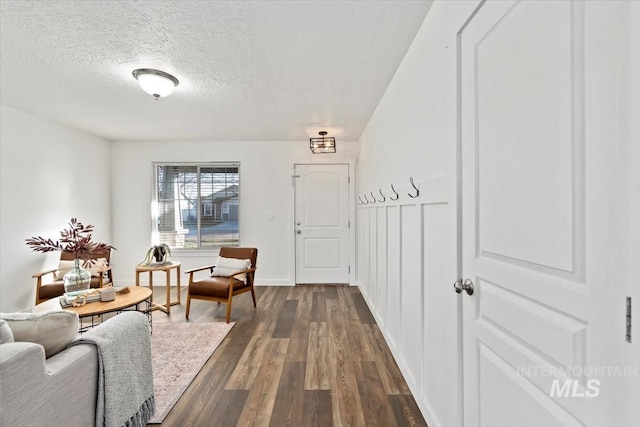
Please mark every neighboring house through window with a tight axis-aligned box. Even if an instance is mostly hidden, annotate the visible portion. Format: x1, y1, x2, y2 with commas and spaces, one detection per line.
152, 162, 240, 249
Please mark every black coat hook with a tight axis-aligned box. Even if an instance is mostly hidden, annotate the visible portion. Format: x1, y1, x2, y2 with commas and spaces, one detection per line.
369, 192, 377, 204
408, 177, 420, 198
390, 184, 399, 201
357, 196, 364, 206
362, 195, 369, 205
377, 189, 386, 202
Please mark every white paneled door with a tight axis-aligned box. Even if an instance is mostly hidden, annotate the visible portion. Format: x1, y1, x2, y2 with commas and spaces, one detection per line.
294, 164, 350, 284
461, 1, 639, 426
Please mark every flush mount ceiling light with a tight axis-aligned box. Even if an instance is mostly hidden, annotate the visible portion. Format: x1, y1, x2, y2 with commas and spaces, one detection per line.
309, 131, 336, 154
132, 68, 179, 100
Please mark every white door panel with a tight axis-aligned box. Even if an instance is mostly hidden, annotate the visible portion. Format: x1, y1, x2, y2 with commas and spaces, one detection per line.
476, 0, 575, 273
461, 1, 638, 426
295, 164, 349, 284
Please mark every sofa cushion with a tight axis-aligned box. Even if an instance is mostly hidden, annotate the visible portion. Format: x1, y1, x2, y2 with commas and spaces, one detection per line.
0, 311, 79, 357
0, 319, 14, 344
211, 256, 251, 280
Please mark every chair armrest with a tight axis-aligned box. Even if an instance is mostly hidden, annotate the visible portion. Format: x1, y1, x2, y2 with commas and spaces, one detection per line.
32, 268, 57, 279
184, 265, 216, 275
95, 265, 112, 287
0, 341, 44, 367
89, 265, 111, 274
229, 267, 256, 279
95, 265, 112, 274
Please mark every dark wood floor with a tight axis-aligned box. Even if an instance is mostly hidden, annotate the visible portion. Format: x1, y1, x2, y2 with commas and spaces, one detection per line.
151, 285, 427, 427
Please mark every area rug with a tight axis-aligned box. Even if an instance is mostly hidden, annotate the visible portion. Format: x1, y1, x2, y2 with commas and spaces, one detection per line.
148, 322, 235, 424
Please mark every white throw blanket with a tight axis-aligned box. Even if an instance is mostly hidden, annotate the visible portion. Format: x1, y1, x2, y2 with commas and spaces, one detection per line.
70, 311, 155, 427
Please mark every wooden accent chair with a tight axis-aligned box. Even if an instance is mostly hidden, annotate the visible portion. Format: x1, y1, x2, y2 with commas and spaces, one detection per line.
33, 250, 113, 305
185, 247, 258, 323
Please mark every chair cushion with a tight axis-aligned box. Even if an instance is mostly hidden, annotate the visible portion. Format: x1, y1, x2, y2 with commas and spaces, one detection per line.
86, 258, 109, 277
0, 311, 79, 357
55, 258, 109, 279
189, 276, 249, 299
39, 282, 65, 300
211, 256, 251, 280
40, 277, 112, 301
219, 247, 257, 267
54, 260, 76, 279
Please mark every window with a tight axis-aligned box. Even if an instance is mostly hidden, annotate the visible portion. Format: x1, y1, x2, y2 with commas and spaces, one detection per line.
153, 163, 240, 249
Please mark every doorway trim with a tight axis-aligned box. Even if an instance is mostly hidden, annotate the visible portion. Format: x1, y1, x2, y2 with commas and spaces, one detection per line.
292, 162, 355, 285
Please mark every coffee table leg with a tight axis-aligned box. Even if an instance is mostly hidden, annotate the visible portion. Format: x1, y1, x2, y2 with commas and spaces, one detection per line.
144, 298, 152, 333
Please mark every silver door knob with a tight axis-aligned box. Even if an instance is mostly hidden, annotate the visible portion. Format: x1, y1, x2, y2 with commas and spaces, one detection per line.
296, 230, 301, 234
463, 279, 474, 295
453, 279, 463, 293
454, 279, 474, 296
296, 221, 301, 226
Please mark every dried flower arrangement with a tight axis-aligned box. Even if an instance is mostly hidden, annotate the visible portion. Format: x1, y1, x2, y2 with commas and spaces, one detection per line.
25, 218, 115, 264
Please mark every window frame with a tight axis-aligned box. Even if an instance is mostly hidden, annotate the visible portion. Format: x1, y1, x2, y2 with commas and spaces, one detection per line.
151, 161, 241, 251
202, 203, 213, 217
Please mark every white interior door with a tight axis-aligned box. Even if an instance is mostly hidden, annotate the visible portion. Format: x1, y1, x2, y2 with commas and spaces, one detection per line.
294, 164, 350, 284
460, 1, 639, 426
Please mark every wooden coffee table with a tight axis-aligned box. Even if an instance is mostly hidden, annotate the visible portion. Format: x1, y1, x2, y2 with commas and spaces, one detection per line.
33, 286, 152, 332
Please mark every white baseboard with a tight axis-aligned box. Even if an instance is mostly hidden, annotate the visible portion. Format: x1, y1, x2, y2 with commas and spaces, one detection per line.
254, 280, 295, 286
128, 281, 357, 288
132, 280, 297, 287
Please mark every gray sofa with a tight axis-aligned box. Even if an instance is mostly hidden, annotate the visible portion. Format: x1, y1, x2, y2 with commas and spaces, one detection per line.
1, 338, 98, 426
0, 311, 154, 427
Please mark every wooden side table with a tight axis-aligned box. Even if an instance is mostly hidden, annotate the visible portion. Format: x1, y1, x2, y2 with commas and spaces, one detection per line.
135, 261, 181, 314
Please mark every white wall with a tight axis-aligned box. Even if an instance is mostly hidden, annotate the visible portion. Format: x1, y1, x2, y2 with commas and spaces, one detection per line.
110, 139, 359, 286
0, 101, 358, 309
0, 105, 112, 312
356, 2, 479, 427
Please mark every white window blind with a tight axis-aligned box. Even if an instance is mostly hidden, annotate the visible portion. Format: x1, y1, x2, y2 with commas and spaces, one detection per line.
153, 163, 240, 249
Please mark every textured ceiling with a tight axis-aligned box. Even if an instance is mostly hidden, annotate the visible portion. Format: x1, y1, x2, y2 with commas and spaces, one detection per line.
0, 0, 432, 142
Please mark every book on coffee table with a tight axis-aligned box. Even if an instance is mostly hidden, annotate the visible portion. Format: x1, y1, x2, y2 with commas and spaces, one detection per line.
60, 289, 102, 307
